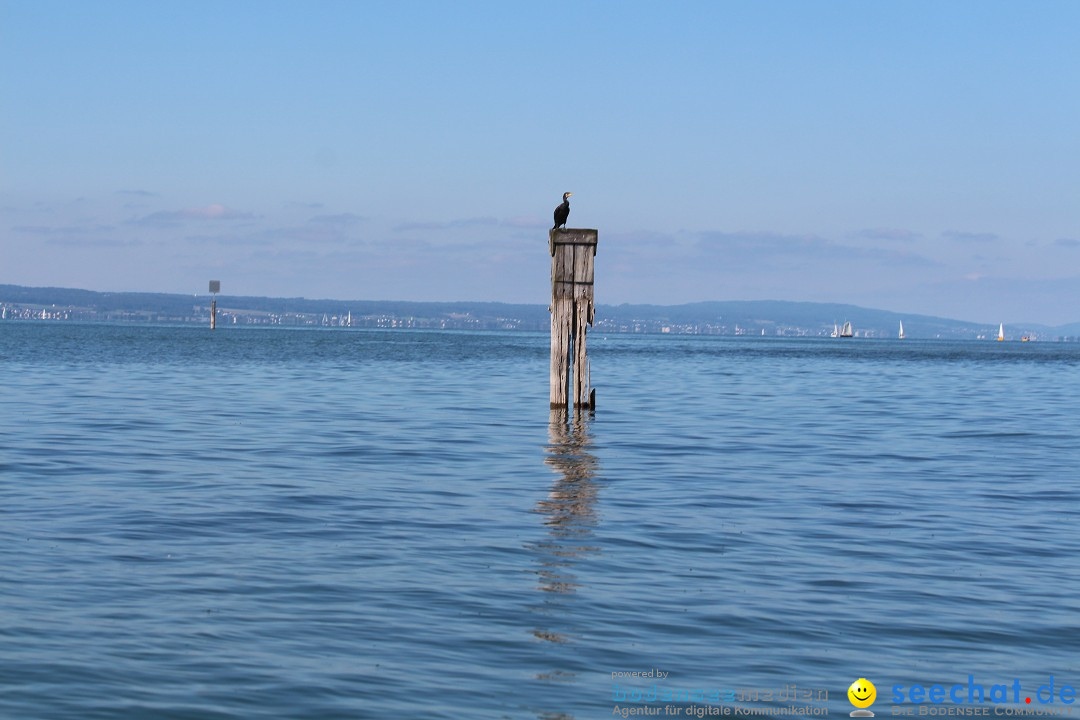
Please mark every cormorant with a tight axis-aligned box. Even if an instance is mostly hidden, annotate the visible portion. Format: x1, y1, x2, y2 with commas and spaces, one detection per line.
553, 192, 572, 230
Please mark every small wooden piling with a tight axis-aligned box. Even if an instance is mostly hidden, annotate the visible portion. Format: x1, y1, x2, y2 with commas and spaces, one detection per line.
549, 228, 597, 410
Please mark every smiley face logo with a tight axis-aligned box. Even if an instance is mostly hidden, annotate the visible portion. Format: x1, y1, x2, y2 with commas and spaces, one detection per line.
848, 678, 877, 716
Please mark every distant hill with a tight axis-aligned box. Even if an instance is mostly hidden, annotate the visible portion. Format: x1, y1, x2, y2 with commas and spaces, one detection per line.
594, 300, 952, 338
0, 284, 544, 320
0, 284, 1074, 340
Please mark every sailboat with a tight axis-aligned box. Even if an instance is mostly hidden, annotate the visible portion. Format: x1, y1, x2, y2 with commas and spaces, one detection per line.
831, 323, 839, 338
997, 323, 1005, 342
898, 321, 905, 339
839, 321, 853, 338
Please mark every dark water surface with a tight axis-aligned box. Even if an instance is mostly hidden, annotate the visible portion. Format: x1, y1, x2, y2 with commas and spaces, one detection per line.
2, 324, 1079, 719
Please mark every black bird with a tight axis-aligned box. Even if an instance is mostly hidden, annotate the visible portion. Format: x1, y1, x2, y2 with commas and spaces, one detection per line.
552, 192, 572, 230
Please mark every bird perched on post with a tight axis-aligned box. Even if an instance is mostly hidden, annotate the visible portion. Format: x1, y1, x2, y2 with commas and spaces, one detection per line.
553, 192, 572, 230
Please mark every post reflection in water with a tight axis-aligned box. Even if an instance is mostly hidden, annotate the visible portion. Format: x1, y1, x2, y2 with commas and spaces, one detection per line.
529, 410, 601, 719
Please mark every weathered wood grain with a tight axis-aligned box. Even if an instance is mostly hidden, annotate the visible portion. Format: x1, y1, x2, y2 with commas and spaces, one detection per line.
549, 229, 597, 410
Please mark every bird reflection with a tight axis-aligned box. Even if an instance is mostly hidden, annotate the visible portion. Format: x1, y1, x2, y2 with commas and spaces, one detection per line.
528, 410, 601, 718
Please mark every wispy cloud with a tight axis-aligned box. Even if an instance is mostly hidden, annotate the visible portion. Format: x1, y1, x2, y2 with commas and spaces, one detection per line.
182, 232, 270, 247
11, 223, 137, 247
854, 228, 921, 242
115, 189, 159, 197
504, 216, 547, 229
608, 229, 940, 271
943, 230, 999, 244
182, 219, 369, 248
691, 230, 922, 265
1054, 238, 1080, 249
134, 204, 256, 227
308, 213, 366, 227
695, 231, 835, 257
13, 224, 116, 236
45, 236, 143, 248
393, 216, 500, 232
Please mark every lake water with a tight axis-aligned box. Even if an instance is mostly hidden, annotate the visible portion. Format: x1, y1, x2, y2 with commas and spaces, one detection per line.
2, 324, 1079, 719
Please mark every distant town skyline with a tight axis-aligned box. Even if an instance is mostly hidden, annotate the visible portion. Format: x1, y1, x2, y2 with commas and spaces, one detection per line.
2, 1, 1078, 325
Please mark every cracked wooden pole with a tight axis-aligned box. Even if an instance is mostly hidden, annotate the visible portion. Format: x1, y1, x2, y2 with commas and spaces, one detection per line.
549, 228, 597, 411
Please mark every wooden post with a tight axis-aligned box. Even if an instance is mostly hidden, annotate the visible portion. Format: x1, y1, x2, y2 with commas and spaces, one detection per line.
550, 228, 597, 410
209, 280, 220, 331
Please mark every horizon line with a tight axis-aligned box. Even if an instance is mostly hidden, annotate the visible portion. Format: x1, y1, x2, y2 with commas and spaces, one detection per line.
1, 281, 1075, 331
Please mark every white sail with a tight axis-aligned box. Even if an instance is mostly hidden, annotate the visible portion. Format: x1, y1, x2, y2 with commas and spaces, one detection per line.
899, 321, 905, 339
997, 323, 1005, 341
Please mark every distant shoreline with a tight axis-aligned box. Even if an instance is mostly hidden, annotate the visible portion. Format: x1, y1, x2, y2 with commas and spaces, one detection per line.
2, 283, 1077, 340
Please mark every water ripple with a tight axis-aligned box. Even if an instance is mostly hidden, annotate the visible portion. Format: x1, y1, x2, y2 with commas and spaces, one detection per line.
3, 326, 1080, 718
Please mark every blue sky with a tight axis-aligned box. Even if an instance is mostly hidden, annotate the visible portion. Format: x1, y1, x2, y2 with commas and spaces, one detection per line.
2, 1, 1078, 324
